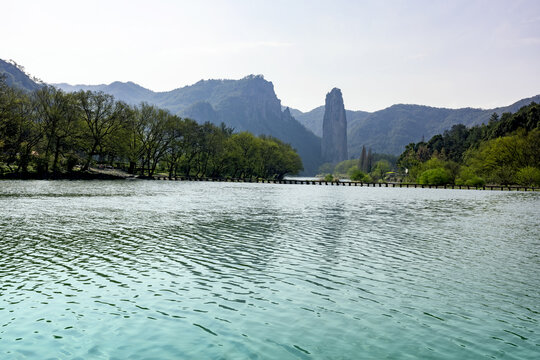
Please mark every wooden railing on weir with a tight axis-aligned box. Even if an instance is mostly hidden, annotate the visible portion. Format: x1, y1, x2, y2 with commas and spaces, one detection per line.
150, 176, 539, 191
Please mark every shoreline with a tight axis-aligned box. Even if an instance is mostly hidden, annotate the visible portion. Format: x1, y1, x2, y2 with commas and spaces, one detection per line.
0, 168, 135, 181
3, 174, 537, 192
1, 170, 538, 191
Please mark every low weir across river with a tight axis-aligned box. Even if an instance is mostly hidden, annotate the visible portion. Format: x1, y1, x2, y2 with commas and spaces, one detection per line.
152, 176, 539, 191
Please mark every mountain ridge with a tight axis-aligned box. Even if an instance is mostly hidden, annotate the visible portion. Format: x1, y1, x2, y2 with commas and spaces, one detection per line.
0, 59, 42, 92
3, 58, 539, 167
55, 74, 323, 174
289, 95, 540, 157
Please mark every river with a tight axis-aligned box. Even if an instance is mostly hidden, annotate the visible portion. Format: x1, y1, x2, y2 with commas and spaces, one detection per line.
0, 180, 538, 359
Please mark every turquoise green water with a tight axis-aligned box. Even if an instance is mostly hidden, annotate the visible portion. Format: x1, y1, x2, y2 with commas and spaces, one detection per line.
0, 180, 539, 359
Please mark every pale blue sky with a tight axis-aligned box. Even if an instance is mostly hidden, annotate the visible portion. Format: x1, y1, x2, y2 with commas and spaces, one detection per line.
2, 0, 539, 111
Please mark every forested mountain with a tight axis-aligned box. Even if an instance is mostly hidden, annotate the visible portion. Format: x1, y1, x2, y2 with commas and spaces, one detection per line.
2, 57, 539, 174
0, 59, 42, 92
55, 75, 322, 174
51, 69, 540, 164
397, 102, 540, 186
0, 77, 303, 180
292, 95, 540, 157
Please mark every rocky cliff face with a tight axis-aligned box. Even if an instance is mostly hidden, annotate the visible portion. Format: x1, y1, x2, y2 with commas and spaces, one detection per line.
322, 88, 348, 163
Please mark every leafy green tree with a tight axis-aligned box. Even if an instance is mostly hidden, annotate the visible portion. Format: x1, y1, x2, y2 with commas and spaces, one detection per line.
405, 156, 459, 183
348, 166, 369, 182
418, 168, 452, 185
0, 78, 41, 174
334, 159, 359, 176
397, 143, 420, 175
98, 101, 134, 168
76, 91, 123, 170
488, 112, 499, 126
135, 104, 176, 176
265, 137, 303, 179
370, 160, 391, 181
515, 166, 540, 186
34, 86, 80, 174
228, 132, 261, 178
465, 129, 540, 184
1, 81, 305, 180
367, 147, 373, 172
323, 173, 334, 182
108, 103, 139, 173
359, 145, 367, 172
455, 167, 485, 186
192, 122, 230, 178
162, 117, 189, 178
204, 123, 234, 178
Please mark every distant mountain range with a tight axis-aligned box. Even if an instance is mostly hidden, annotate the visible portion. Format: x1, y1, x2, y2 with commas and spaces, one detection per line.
290, 96, 540, 157
2, 58, 539, 170
54, 76, 540, 159
54, 76, 322, 175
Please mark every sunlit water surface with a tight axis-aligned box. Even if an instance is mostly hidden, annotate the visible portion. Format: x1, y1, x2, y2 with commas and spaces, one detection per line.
0, 180, 539, 359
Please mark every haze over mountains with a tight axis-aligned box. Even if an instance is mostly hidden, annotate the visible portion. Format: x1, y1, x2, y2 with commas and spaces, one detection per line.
2, 58, 539, 173
0, 59, 42, 92
291, 95, 540, 157
53, 76, 540, 160
55, 76, 324, 174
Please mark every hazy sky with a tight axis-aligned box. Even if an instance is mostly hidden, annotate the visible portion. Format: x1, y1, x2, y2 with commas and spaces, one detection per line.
2, 0, 539, 111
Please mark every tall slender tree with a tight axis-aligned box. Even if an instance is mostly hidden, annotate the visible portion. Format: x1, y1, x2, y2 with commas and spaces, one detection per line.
367, 147, 373, 172
359, 145, 367, 172
34, 86, 79, 174
76, 91, 121, 170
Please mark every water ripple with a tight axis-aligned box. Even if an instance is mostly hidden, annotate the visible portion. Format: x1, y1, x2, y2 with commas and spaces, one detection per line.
0, 181, 539, 358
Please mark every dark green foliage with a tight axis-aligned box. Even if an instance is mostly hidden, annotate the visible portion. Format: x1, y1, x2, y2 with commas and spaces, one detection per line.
418, 168, 452, 185
348, 167, 370, 182
455, 167, 485, 186
359, 146, 367, 172
399, 103, 539, 166
0, 78, 303, 180
292, 95, 540, 157
54, 74, 321, 175
326, 152, 392, 182
399, 103, 540, 185
370, 160, 391, 181
486, 104, 540, 139
359, 98, 540, 156
515, 167, 540, 186
465, 129, 540, 185
323, 173, 334, 182
333, 159, 359, 176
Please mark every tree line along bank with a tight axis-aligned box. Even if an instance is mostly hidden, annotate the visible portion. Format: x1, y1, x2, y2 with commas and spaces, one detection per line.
319, 102, 540, 187
397, 103, 540, 186
0, 77, 303, 180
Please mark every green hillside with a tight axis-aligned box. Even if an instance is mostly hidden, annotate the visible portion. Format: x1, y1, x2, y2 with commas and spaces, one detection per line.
398, 102, 540, 186
292, 96, 540, 157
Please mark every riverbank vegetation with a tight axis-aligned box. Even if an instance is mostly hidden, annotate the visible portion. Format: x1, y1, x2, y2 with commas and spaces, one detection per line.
318, 151, 398, 182
397, 103, 540, 186
0, 77, 302, 179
